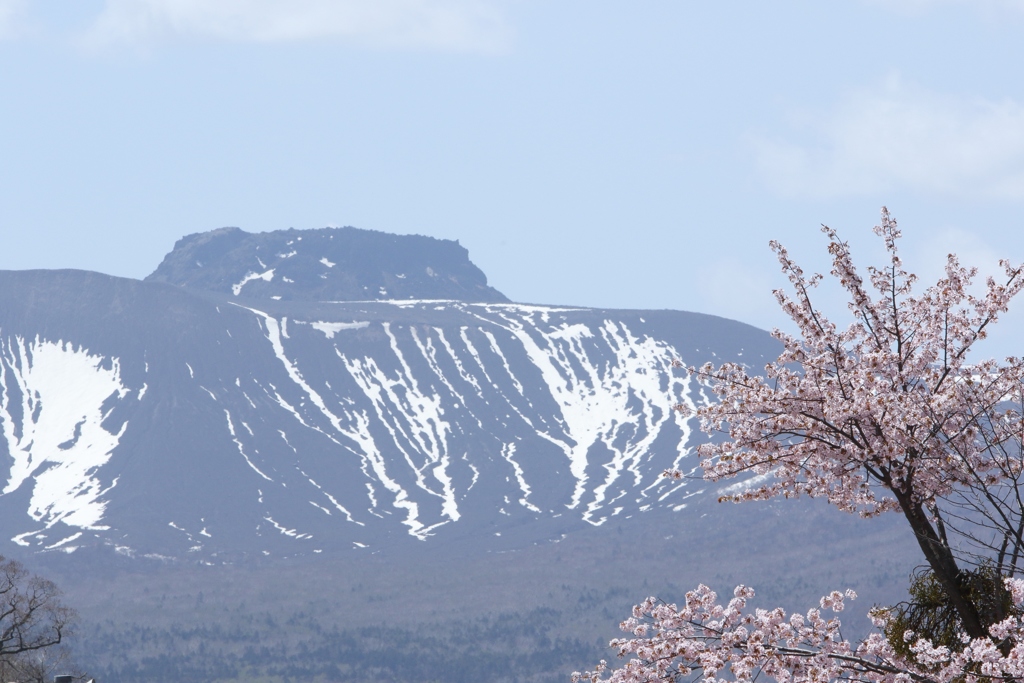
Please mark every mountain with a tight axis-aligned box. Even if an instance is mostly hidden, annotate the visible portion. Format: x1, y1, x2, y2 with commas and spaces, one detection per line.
0, 228, 919, 683
0, 264, 774, 560
145, 225, 509, 303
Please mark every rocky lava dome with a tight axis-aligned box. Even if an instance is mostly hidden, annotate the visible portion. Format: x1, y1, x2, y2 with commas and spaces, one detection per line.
146, 225, 509, 303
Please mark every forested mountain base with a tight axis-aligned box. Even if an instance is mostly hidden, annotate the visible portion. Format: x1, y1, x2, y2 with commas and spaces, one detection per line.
82, 608, 599, 683
49, 501, 918, 683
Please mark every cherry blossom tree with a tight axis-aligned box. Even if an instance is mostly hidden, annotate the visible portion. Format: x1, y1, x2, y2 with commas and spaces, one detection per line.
573, 582, 1024, 683
576, 209, 1024, 683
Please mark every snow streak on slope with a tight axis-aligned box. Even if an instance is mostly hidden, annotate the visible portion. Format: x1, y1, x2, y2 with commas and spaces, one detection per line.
0, 270, 773, 558
343, 324, 458, 532
229, 302, 699, 539
500, 443, 541, 514
0, 336, 135, 538
479, 307, 692, 522
241, 306, 432, 539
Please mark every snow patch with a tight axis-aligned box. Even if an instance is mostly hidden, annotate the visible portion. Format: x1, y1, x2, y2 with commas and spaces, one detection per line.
717, 472, 774, 497
264, 515, 312, 540
500, 443, 541, 513
224, 409, 273, 482
310, 321, 370, 339
0, 336, 133, 532
231, 269, 275, 296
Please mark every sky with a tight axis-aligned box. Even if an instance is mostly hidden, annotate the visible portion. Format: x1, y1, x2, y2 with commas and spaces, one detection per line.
3, 1, 1024, 358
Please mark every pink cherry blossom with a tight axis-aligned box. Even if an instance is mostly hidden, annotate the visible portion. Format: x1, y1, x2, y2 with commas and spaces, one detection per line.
583, 210, 1024, 683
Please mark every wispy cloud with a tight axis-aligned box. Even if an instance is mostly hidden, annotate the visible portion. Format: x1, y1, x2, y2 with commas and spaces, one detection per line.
81, 0, 511, 52
751, 76, 1024, 199
863, 0, 1024, 14
0, 0, 27, 39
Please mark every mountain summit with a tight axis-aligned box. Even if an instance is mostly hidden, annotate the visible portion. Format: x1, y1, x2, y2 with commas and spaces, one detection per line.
145, 226, 509, 303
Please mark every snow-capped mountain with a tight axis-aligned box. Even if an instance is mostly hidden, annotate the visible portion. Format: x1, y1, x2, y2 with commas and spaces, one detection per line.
0, 230, 778, 560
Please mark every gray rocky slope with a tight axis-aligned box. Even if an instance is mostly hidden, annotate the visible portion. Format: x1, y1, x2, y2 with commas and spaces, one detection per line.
0, 227, 777, 560
0, 279, 774, 559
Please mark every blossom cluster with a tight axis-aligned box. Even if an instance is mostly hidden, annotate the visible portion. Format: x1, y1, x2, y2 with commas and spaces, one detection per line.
574, 581, 1024, 683
580, 212, 1024, 683
670, 210, 1024, 521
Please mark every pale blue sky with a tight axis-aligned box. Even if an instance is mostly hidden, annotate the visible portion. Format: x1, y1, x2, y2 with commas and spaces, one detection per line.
3, 1, 1024, 357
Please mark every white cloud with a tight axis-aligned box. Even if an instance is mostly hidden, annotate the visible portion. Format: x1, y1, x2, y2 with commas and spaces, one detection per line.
752, 76, 1024, 199
82, 0, 510, 52
0, 0, 27, 39
863, 0, 1024, 15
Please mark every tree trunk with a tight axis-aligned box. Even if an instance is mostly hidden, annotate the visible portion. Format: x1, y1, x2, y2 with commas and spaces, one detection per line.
893, 491, 987, 640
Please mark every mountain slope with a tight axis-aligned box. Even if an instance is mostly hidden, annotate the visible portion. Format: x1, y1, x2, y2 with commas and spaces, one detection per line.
0, 268, 776, 560
0, 241, 923, 683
